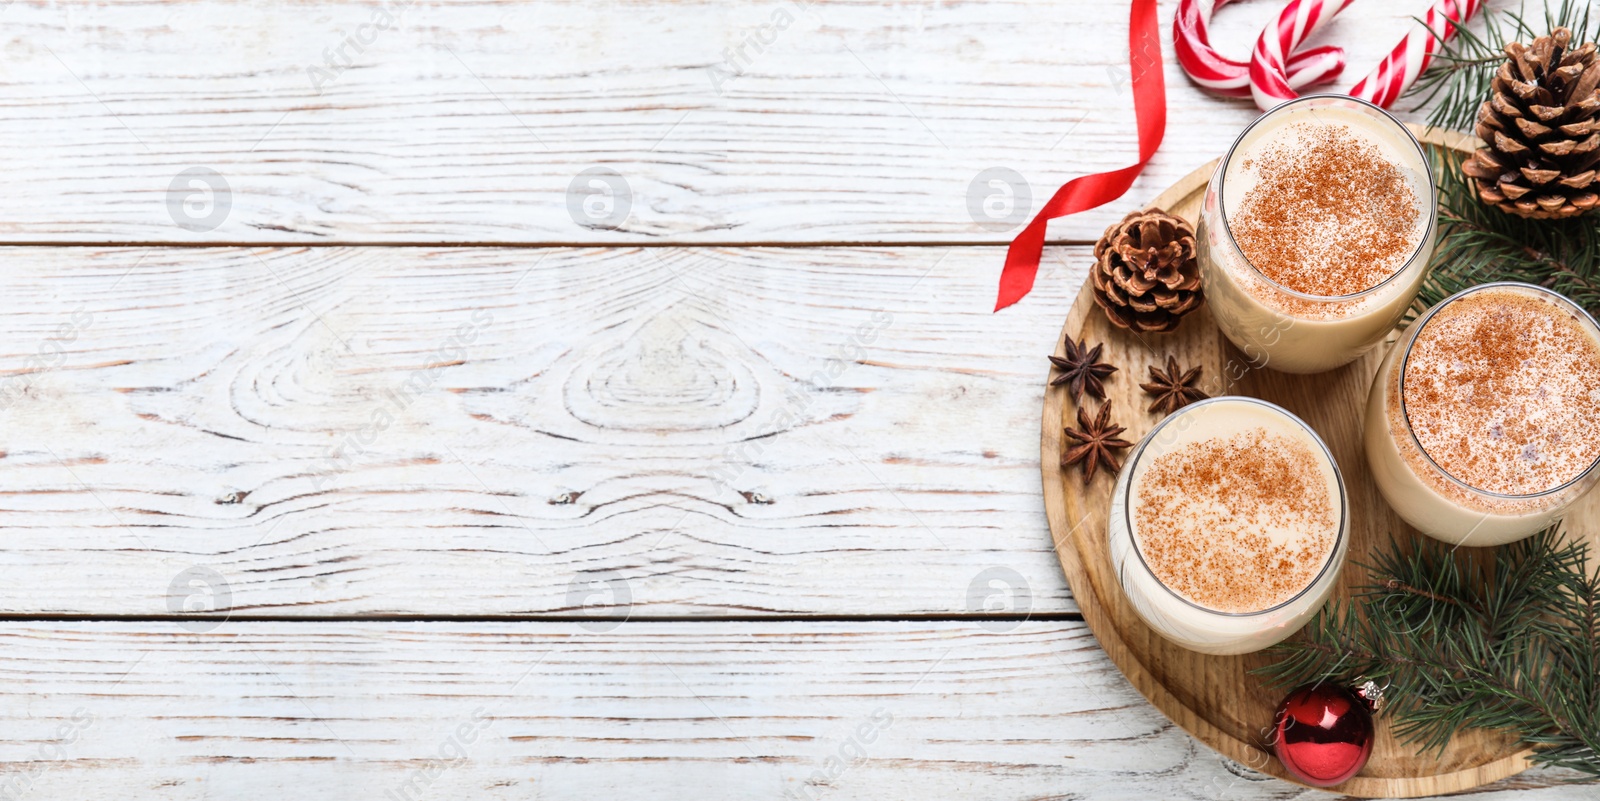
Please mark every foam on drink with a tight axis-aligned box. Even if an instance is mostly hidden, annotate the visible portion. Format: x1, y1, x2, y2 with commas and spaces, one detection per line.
1225, 110, 1427, 301
1398, 286, 1600, 497
1129, 401, 1341, 614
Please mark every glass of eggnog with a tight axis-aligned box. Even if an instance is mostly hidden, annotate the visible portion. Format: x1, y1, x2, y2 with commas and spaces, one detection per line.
1365, 282, 1600, 546
1108, 397, 1348, 655
1197, 95, 1437, 374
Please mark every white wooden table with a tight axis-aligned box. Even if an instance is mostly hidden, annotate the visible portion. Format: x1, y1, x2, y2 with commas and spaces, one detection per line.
1, 1, 1595, 798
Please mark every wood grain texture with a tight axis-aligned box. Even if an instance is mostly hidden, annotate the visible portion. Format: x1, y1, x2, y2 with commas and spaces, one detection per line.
0, 620, 1592, 800
0, 0, 1469, 244
0, 244, 1087, 617
2, 1, 1581, 797
1043, 132, 1599, 797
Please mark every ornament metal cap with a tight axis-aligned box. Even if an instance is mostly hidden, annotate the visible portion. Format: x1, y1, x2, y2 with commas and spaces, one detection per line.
1355, 678, 1387, 713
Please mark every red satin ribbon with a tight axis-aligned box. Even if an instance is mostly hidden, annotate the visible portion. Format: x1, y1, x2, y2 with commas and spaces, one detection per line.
994, 0, 1166, 311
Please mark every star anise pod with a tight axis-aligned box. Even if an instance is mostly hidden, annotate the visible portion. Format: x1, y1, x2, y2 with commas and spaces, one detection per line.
1048, 337, 1117, 404
1061, 401, 1133, 484
1139, 355, 1208, 416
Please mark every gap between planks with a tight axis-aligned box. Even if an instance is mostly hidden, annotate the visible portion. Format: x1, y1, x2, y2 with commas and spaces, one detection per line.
0, 612, 1086, 624
0, 239, 1099, 249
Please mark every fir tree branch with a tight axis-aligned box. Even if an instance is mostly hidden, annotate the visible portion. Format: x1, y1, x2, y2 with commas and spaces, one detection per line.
1257, 529, 1600, 777
1411, 148, 1600, 323
1382, 578, 1465, 608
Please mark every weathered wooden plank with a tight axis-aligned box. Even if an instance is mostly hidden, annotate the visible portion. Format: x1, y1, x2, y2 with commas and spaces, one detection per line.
0, 620, 1589, 800
0, 0, 1460, 244
0, 244, 1083, 617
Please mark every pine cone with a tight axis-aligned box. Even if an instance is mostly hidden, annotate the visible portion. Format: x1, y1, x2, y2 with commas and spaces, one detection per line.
1461, 28, 1600, 219
1091, 209, 1203, 333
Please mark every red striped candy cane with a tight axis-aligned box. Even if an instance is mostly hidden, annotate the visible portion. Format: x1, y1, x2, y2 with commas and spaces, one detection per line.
1175, 0, 1346, 97
1249, 0, 1485, 110
1347, 0, 1483, 108
1176, 0, 1347, 96
1249, 0, 1357, 110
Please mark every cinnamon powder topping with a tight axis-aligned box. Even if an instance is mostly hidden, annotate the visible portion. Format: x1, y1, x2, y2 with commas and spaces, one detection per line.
1401, 288, 1600, 496
1133, 427, 1338, 613
1230, 122, 1422, 297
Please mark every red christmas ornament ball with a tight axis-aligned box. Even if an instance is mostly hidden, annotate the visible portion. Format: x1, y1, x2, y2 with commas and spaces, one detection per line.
1272, 683, 1374, 787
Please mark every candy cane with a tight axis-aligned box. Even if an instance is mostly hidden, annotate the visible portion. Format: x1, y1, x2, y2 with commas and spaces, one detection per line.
1175, 0, 1346, 97
1249, 0, 1484, 110
1347, 0, 1484, 108
1249, 0, 1358, 110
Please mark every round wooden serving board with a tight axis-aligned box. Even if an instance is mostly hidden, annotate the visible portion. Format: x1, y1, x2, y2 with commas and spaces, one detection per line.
1041, 126, 1600, 797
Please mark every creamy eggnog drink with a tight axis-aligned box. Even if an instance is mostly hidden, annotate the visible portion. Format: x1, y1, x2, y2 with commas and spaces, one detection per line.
1109, 397, 1348, 655
1365, 283, 1600, 546
1198, 95, 1436, 374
